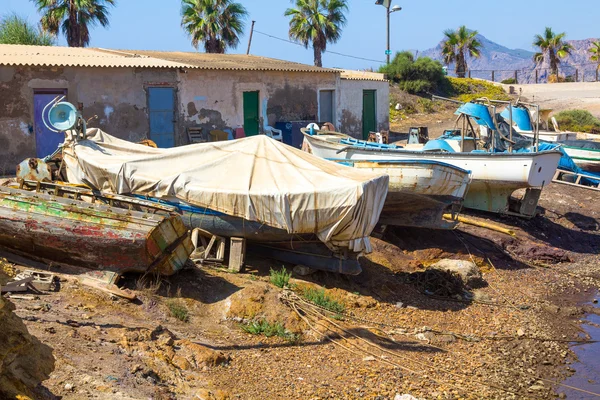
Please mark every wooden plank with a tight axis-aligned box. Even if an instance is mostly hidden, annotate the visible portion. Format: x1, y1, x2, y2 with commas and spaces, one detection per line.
228, 237, 246, 273
1, 276, 34, 293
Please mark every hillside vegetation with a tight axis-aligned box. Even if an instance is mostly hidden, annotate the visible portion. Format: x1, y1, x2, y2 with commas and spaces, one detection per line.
554, 109, 600, 133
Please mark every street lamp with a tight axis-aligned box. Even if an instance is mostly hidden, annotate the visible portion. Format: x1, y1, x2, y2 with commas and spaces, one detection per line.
375, 1, 402, 64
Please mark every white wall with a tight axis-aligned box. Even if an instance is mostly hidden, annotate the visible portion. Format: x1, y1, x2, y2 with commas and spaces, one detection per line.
337, 79, 389, 138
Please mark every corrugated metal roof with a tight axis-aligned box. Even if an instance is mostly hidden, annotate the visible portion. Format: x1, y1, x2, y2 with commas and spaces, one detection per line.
128, 50, 337, 73
0, 44, 188, 68
0, 44, 337, 73
339, 69, 387, 81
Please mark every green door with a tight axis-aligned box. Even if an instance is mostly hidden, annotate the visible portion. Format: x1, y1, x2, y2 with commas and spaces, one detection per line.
362, 90, 377, 140
243, 91, 260, 136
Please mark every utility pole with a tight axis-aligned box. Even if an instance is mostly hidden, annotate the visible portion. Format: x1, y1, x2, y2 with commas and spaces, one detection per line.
246, 20, 256, 55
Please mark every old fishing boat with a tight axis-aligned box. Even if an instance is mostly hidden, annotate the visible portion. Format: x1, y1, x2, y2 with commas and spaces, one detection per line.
302, 102, 561, 218
0, 179, 193, 276
61, 129, 389, 275
329, 159, 471, 229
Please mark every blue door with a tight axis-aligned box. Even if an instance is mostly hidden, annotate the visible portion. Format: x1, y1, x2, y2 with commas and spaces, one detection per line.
34, 90, 67, 158
148, 87, 176, 148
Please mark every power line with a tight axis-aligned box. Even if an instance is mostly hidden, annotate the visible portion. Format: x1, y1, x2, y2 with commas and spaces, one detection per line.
253, 30, 386, 64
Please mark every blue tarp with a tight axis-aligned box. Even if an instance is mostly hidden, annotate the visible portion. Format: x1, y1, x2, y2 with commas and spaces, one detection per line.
500, 106, 533, 131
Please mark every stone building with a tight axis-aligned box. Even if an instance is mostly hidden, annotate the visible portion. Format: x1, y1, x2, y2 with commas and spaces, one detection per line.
0, 44, 388, 172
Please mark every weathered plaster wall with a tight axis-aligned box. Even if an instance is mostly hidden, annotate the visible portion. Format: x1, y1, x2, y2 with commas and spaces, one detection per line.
338, 79, 390, 138
0, 64, 341, 173
0, 65, 178, 173
179, 70, 338, 138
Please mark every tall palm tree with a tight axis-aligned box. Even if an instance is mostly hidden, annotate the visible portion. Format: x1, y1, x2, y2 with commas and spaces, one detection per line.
589, 40, 600, 71
285, 0, 348, 67
0, 14, 54, 46
181, 0, 247, 53
441, 25, 482, 78
33, 0, 115, 47
533, 27, 573, 76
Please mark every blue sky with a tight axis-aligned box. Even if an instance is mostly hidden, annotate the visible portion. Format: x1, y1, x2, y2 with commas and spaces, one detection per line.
4, 0, 599, 70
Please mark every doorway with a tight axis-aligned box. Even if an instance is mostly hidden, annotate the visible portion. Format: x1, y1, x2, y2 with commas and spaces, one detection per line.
34, 89, 68, 158
243, 91, 260, 136
148, 87, 176, 148
362, 90, 377, 140
319, 90, 335, 123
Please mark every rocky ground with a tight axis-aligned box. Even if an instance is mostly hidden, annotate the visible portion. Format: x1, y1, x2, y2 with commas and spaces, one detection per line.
1, 180, 599, 400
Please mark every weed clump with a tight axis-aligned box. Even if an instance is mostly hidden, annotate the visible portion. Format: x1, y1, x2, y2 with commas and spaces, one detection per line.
269, 266, 292, 288
301, 287, 345, 315
241, 319, 298, 341
167, 300, 189, 322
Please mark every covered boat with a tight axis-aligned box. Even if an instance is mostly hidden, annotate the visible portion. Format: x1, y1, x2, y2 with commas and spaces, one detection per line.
61, 129, 389, 274
330, 159, 471, 229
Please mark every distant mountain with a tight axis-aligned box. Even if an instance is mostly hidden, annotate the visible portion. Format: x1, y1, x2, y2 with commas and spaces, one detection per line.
419, 34, 599, 83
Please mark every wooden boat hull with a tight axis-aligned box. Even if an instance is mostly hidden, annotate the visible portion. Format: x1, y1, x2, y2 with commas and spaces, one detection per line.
331, 159, 471, 229
0, 185, 192, 276
303, 133, 561, 215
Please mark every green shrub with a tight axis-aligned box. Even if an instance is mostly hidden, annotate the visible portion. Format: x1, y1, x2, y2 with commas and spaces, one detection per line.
380, 51, 448, 94
501, 78, 516, 84
554, 110, 600, 133
269, 266, 292, 288
167, 300, 189, 322
301, 287, 345, 315
447, 77, 511, 102
241, 319, 297, 341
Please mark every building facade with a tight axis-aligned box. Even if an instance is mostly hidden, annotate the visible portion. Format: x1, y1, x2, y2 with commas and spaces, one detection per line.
0, 45, 389, 173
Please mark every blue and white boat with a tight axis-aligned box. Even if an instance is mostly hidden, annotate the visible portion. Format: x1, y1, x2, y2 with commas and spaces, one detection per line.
302, 104, 562, 218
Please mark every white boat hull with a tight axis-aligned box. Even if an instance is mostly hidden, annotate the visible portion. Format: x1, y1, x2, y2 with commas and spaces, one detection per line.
303, 133, 562, 216
563, 147, 600, 172
517, 129, 577, 142
333, 159, 471, 229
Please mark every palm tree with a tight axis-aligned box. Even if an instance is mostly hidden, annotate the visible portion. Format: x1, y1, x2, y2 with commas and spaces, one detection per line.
181, 0, 247, 53
33, 0, 115, 47
533, 27, 573, 77
285, 0, 348, 67
589, 40, 600, 71
441, 25, 482, 78
0, 13, 54, 46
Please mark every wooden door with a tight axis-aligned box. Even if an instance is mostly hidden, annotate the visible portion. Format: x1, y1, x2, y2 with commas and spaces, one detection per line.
34, 90, 68, 158
148, 87, 176, 148
243, 91, 259, 136
362, 90, 377, 140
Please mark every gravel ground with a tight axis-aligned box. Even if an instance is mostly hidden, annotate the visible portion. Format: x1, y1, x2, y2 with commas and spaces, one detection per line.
3, 182, 599, 400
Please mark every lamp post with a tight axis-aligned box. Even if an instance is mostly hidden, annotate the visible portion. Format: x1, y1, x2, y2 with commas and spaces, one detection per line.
376, 0, 402, 64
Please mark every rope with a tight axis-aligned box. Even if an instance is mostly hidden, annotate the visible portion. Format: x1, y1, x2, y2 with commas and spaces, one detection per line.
283, 290, 600, 398
283, 290, 542, 398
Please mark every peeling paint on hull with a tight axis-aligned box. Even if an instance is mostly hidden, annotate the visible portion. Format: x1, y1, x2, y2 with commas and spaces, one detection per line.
0, 185, 192, 276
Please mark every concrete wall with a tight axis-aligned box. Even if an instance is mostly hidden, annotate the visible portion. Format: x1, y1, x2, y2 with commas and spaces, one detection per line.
0, 65, 178, 173
179, 70, 338, 135
338, 79, 389, 138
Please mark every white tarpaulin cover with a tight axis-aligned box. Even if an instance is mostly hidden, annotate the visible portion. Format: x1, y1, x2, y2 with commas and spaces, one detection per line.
63, 129, 389, 253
